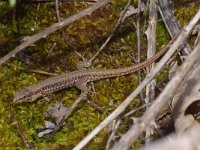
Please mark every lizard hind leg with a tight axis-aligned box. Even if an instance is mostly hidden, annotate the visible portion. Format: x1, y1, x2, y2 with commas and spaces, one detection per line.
42, 94, 53, 103
88, 81, 97, 94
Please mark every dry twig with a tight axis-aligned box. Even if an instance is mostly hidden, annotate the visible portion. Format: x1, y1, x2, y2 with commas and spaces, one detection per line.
136, 0, 144, 101
13, 116, 34, 149
18, 67, 58, 76
106, 120, 121, 150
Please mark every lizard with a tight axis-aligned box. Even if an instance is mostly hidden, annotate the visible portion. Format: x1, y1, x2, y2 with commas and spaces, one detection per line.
13, 44, 169, 104
13, 39, 179, 140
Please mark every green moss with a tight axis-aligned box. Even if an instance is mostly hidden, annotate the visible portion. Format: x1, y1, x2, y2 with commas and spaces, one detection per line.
156, 21, 170, 48
174, 3, 200, 26
134, 139, 143, 148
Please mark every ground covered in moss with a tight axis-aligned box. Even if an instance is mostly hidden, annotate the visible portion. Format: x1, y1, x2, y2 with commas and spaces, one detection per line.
0, 0, 199, 149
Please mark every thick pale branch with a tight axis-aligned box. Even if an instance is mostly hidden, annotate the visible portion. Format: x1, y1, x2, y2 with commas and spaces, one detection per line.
140, 124, 200, 150
145, 0, 157, 144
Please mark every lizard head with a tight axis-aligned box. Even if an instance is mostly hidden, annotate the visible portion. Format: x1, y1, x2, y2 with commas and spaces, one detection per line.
13, 88, 41, 104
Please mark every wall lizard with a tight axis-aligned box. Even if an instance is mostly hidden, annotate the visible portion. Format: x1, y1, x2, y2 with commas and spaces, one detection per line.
13, 46, 169, 104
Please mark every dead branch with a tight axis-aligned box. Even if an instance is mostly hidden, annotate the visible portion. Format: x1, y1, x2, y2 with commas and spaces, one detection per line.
84, 99, 104, 114
139, 123, 200, 150
124, 102, 152, 117
106, 120, 121, 150
13, 116, 34, 149
87, 0, 131, 66
136, 0, 143, 100
18, 67, 58, 76
158, 0, 192, 56
171, 62, 200, 133
145, 0, 157, 145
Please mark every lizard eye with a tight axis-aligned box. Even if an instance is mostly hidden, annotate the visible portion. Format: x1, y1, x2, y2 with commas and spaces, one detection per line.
24, 94, 32, 100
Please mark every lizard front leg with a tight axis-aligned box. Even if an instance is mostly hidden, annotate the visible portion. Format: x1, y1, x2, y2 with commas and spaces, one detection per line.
47, 80, 90, 140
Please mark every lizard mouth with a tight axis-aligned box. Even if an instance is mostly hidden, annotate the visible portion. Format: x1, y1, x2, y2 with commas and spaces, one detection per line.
13, 92, 43, 104
13, 94, 29, 104
13, 98, 24, 104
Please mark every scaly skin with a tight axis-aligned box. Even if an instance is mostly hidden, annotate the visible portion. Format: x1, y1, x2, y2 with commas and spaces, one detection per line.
13, 45, 168, 103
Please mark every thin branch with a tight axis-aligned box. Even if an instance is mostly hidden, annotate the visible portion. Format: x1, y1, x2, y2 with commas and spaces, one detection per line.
124, 102, 152, 117
55, 0, 60, 22
18, 67, 58, 76
13, 116, 34, 149
87, 0, 131, 65
106, 120, 121, 150
0, 0, 112, 66
47, 42, 57, 56
55, 0, 85, 61
84, 99, 104, 114
73, 10, 200, 150
136, 0, 144, 101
